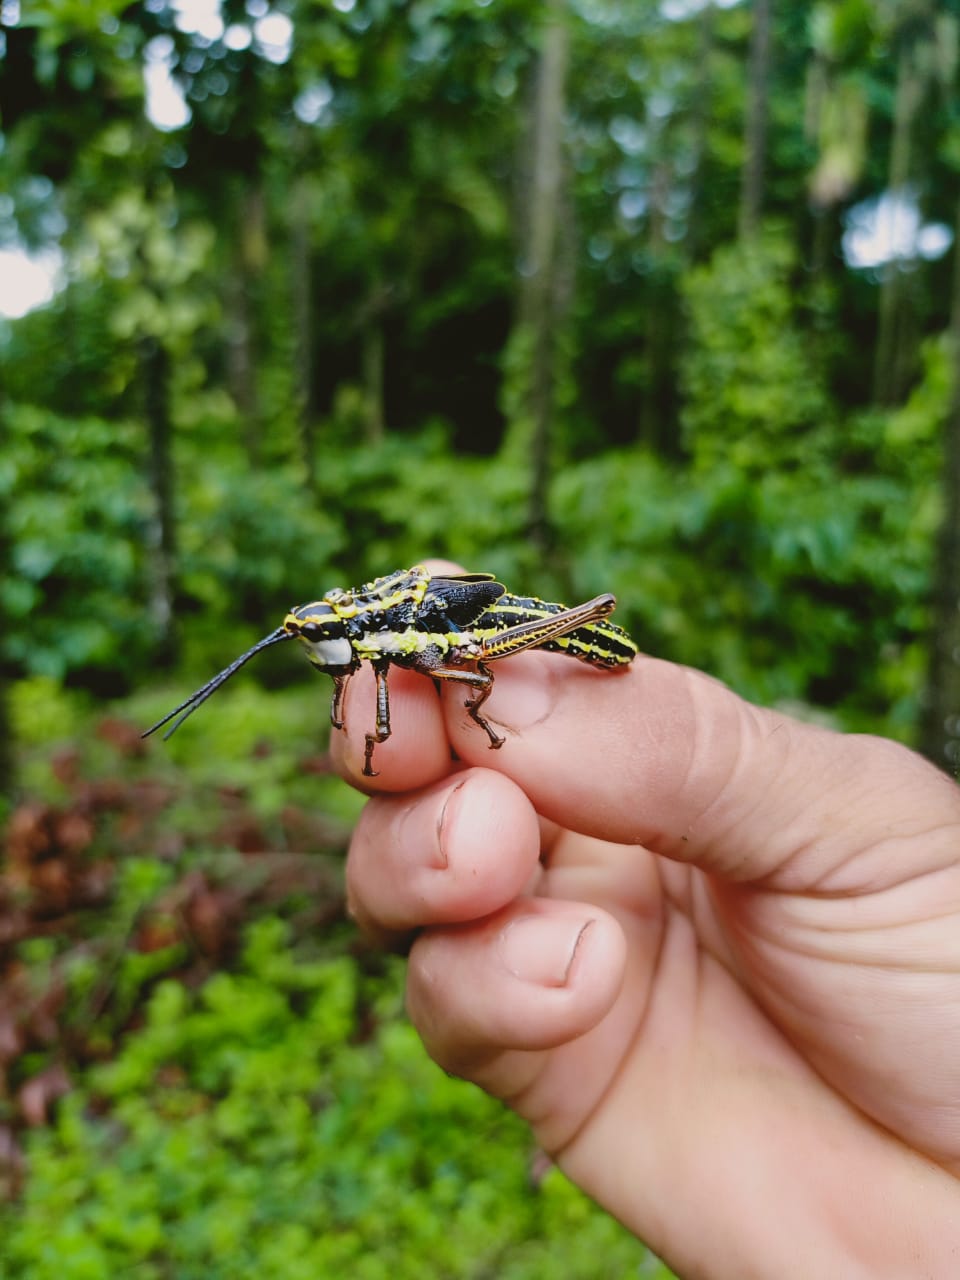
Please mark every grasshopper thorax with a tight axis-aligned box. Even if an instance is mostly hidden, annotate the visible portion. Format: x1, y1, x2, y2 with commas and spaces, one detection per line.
283, 603, 355, 674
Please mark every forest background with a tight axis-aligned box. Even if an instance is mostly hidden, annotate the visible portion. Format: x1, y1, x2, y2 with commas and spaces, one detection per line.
0, 0, 959, 1275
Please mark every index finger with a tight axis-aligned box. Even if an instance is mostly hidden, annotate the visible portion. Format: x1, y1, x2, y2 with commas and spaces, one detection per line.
331, 559, 960, 892
329, 661, 456, 792
441, 648, 960, 892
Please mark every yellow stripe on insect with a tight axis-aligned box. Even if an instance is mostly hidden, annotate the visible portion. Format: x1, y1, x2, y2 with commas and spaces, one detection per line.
481, 624, 561, 656
352, 629, 455, 661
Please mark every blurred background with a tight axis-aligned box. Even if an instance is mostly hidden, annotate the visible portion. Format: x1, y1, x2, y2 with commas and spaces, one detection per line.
0, 0, 957, 1274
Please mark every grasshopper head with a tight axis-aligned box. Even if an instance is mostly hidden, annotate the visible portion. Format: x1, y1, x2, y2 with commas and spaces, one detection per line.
284, 603, 355, 674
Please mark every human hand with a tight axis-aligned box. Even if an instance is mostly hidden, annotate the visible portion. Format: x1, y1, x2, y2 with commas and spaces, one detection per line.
333, 566, 960, 1279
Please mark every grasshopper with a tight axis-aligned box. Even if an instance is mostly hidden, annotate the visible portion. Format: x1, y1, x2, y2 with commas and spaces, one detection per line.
144, 566, 637, 775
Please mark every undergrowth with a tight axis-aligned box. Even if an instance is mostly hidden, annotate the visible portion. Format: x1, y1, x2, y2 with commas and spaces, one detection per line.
0, 682, 674, 1278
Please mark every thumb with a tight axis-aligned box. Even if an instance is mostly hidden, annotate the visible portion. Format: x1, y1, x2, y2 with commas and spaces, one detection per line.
443, 651, 960, 890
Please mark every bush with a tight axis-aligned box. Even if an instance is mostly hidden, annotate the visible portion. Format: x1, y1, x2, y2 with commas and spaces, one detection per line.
0, 919, 672, 1279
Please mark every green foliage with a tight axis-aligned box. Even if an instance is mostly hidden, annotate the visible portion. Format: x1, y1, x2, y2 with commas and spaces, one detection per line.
1, 372, 941, 742
1, 0, 952, 745
82, 188, 220, 348
680, 232, 833, 472
1, 5, 955, 1269
0, 919, 669, 1279
178, 461, 344, 630
10, 675, 85, 749
0, 280, 137, 417
554, 441, 932, 735
310, 432, 536, 586
3, 403, 152, 686
4, 678, 665, 1273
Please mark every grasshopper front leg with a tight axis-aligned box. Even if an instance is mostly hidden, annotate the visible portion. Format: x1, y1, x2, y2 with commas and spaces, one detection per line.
330, 674, 349, 729
363, 660, 393, 777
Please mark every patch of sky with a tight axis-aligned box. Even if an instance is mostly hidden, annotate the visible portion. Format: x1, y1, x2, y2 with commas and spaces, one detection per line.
609, 116, 646, 157
843, 190, 953, 271
294, 81, 334, 126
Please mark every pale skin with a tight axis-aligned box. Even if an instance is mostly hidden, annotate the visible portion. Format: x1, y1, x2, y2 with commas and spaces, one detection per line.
331, 564, 960, 1280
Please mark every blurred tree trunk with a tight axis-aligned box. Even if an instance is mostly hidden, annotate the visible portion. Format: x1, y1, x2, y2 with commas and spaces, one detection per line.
739, 0, 772, 240
918, 199, 960, 770
227, 183, 266, 459
141, 336, 178, 669
361, 320, 385, 445
351, 281, 393, 444
638, 157, 680, 455
290, 172, 316, 491
504, 0, 570, 551
872, 34, 924, 407
805, 37, 869, 287
686, 0, 715, 262
0, 394, 13, 800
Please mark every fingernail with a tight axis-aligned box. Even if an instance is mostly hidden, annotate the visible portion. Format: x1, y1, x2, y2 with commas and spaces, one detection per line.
485, 660, 554, 733
498, 915, 594, 987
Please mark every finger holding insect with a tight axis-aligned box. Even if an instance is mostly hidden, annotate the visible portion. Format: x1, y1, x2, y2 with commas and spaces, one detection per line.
329, 662, 455, 794
346, 768, 542, 941
438, 646, 731, 854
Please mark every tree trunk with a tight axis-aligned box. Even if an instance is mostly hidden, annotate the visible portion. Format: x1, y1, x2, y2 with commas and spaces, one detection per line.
872, 38, 923, 406
361, 319, 385, 445
226, 183, 266, 459
739, 0, 772, 241
918, 198, 960, 770
686, 0, 715, 261
638, 154, 680, 454
504, 0, 570, 551
291, 174, 316, 490
141, 336, 178, 668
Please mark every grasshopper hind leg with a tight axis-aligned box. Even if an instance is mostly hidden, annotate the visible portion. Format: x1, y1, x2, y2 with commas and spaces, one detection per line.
464, 662, 504, 750
430, 663, 504, 750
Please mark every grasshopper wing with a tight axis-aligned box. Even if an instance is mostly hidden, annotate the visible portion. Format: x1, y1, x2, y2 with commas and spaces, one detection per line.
421, 574, 506, 630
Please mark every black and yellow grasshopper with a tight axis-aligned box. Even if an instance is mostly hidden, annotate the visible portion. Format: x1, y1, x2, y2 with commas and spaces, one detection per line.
143, 566, 637, 775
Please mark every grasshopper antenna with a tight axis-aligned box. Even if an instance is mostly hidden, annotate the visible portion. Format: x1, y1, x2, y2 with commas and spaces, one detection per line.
142, 628, 292, 741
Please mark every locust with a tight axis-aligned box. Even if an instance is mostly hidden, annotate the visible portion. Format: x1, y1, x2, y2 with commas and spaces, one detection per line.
143, 566, 637, 776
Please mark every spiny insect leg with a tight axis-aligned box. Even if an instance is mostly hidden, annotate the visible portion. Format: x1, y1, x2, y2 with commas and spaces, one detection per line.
330, 674, 349, 730
429, 664, 503, 749
479, 594, 616, 660
363, 661, 392, 777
